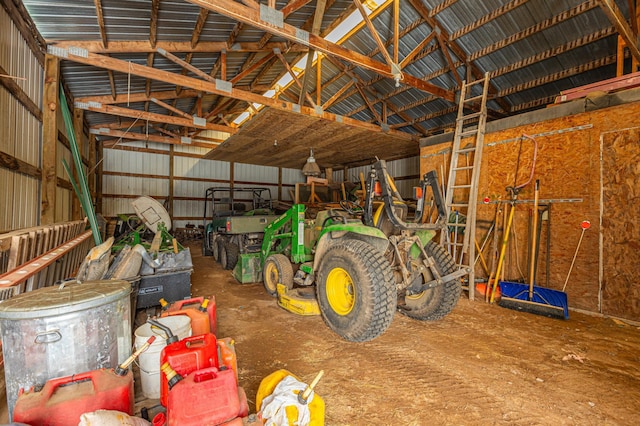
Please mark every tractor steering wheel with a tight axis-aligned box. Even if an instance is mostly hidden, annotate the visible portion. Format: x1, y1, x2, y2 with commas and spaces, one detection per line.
340, 199, 364, 216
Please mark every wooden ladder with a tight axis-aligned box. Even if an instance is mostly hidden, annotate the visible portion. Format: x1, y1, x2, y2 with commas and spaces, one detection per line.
444, 72, 490, 301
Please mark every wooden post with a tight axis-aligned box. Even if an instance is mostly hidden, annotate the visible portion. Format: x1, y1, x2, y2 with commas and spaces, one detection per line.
96, 142, 103, 214
169, 145, 175, 217
72, 107, 84, 220
88, 133, 96, 198
41, 54, 59, 225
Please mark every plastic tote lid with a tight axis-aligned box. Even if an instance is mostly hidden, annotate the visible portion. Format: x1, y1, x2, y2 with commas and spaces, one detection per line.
0, 280, 131, 319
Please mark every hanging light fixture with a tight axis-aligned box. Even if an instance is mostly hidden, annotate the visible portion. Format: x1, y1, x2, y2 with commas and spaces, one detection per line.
302, 148, 321, 177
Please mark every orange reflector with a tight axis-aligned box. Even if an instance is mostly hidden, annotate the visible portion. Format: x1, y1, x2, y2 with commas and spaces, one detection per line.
413, 187, 423, 199
374, 181, 382, 196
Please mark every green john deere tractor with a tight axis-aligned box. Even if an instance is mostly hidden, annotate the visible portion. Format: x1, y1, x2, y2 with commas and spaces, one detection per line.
235, 159, 466, 342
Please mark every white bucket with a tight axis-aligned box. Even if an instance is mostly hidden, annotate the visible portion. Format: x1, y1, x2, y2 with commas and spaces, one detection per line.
134, 315, 192, 399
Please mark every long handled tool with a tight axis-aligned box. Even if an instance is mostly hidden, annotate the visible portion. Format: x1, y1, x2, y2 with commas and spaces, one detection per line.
498, 180, 569, 319
562, 220, 591, 292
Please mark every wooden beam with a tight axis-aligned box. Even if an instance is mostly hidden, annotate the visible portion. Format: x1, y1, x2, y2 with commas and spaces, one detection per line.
95, 128, 220, 149
192, 9, 210, 48
41, 54, 59, 225
0, 150, 40, 178
184, 0, 454, 101
299, 0, 327, 105
598, 0, 640, 63
77, 89, 197, 106
93, 0, 108, 48
230, 52, 276, 85
76, 102, 235, 133
150, 97, 193, 119
393, 0, 399, 64
322, 77, 355, 109
316, 54, 323, 106
156, 48, 216, 83
47, 40, 307, 54
353, 0, 395, 68
150, 0, 160, 48
51, 48, 416, 140
72, 108, 84, 220
275, 51, 317, 107
400, 32, 436, 69
0, 65, 42, 120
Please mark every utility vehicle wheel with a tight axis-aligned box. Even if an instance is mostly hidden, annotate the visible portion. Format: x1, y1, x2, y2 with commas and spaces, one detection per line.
202, 234, 213, 256
398, 240, 461, 320
221, 242, 239, 270
316, 240, 395, 342
215, 239, 225, 264
211, 235, 219, 261
263, 254, 293, 297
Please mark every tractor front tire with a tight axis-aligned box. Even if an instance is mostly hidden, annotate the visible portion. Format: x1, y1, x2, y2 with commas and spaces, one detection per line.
316, 240, 395, 342
398, 240, 461, 321
263, 254, 293, 297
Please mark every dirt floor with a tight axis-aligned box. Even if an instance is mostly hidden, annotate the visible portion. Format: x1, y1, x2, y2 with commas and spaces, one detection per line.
1, 242, 638, 425
187, 243, 640, 426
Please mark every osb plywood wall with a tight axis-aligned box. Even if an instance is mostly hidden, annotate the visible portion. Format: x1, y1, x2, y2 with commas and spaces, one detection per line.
420, 102, 640, 321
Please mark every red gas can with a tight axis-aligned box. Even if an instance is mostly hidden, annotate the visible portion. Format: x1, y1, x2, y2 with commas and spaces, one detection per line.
167, 367, 247, 426
160, 333, 219, 407
161, 296, 217, 336
13, 369, 133, 425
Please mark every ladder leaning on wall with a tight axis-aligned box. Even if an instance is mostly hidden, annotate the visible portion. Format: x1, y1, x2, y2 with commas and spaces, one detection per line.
443, 72, 490, 301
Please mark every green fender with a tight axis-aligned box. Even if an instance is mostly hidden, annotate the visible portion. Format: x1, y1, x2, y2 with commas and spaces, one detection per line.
313, 223, 389, 271
409, 229, 438, 258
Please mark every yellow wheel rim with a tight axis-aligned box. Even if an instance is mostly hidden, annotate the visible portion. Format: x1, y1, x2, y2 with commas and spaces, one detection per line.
326, 267, 355, 315
265, 262, 278, 292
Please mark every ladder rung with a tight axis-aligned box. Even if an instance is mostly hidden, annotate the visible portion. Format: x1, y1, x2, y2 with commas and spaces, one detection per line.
464, 78, 487, 88
464, 95, 483, 103
448, 242, 465, 247
458, 129, 478, 137
456, 146, 476, 153
458, 111, 482, 121
451, 184, 472, 189
450, 203, 469, 207
453, 165, 474, 171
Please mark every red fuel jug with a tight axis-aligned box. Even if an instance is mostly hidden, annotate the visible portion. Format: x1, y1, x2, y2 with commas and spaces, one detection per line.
13, 369, 133, 425
159, 333, 219, 407
166, 367, 248, 426
160, 296, 217, 336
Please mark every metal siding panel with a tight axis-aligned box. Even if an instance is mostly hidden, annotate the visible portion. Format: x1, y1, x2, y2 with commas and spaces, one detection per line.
234, 163, 278, 184
281, 168, 305, 185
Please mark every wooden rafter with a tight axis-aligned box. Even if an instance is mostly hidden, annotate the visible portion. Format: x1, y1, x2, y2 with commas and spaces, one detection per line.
93, 0, 108, 48
93, 128, 219, 149
598, 0, 640, 63
353, 0, 395, 69
150, 97, 193, 119
47, 40, 307, 54
184, 0, 454, 101
275, 51, 317, 107
76, 102, 235, 133
77, 89, 196, 106
49, 48, 417, 140
356, 84, 382, 124
299, 0, 327, 105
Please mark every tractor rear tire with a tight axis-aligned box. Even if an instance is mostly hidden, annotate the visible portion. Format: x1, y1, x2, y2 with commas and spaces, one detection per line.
316, 240, 395, 342
221, 242, 239, 270
263, 254, 293, 297
398, 240, 461, 321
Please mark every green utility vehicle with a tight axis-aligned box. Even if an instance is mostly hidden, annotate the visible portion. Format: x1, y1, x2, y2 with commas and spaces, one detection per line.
202, 187, 279, 270
233, 160, 466, 342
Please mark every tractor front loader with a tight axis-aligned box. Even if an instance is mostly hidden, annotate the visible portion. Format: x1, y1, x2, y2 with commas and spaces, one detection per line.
240, 160, 466, 342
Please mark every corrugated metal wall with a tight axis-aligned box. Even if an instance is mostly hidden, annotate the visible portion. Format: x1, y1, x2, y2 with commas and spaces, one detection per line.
335, 157, 421, 199
102, 142, 307, 229
0, 7, 43, 232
